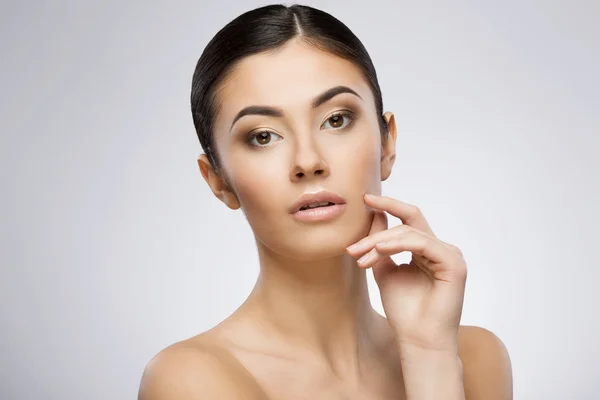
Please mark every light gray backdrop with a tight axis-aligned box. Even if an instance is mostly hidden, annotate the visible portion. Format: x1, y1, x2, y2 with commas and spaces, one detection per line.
1, 0, 598, 399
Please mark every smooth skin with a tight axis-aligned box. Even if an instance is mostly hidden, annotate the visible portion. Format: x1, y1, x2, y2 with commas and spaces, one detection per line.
138, 39, 512, 399
349, 194, 468, 399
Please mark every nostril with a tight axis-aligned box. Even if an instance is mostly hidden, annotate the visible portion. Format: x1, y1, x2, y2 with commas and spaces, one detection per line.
294, 169, 324, 178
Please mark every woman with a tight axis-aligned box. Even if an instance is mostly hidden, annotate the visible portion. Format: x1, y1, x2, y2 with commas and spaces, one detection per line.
139, 4, 512, 399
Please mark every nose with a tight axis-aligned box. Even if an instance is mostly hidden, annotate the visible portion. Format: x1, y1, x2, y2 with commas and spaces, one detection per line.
290, 138, 330, 182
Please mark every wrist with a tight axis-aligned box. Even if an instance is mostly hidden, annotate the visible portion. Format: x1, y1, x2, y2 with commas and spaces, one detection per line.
397, 342, 460, 361
398, 346, 463, 372
397, 345, 465, 400
395, 332, 459, 355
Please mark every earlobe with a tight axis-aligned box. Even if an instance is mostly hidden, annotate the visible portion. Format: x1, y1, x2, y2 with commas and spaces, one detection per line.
380, 112, 397, 181
221, 191, 241, 210
197, 154, 240, 210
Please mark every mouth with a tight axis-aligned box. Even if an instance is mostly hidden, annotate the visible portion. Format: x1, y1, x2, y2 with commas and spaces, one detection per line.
290, 190, 346, 214
298, 201, 336, 211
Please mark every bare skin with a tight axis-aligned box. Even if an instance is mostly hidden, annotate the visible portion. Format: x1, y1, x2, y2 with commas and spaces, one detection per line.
139, 322, 511, 399
138, 39, 512, 399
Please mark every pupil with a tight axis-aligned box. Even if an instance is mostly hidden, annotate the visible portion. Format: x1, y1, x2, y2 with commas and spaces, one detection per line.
257, 132, 270, 144
330, 116, 342, 127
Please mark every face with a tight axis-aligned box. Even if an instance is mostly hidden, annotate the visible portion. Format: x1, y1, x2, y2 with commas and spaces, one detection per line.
200, 39, 396, 260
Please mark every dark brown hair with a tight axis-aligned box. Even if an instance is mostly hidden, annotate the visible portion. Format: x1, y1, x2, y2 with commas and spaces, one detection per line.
191, 4, 387, 174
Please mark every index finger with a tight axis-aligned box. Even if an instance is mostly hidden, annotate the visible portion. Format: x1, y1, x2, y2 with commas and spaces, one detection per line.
364, 194, 437, 238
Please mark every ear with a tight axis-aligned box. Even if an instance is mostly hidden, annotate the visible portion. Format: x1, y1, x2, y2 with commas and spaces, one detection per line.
380, 112, 397, 181
197, 154, 240, 210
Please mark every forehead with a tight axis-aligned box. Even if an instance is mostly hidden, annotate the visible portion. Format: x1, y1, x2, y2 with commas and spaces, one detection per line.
215, 40, 373, 123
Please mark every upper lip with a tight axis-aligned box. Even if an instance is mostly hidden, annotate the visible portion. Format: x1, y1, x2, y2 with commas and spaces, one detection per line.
289, 190, 346, 213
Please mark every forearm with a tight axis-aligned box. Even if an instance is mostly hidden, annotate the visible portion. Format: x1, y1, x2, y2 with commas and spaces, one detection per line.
398, 344, 465, 400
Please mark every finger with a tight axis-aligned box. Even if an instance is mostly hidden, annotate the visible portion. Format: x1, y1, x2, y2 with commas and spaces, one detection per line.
367, 209, 388, 236
347, 223, 432, 257
353, 229, 438, 267
355, 242, 433, 284
375, 231, 447, 264
355, 246, 395, 275
364, 194, 436, 237
357, 230, 449, 271
346, 210, 387, 257
375, 233, 466, 279
372, 253, 398, 284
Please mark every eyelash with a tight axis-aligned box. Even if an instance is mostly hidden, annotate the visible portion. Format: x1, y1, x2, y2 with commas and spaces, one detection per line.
246, 111, 356, 148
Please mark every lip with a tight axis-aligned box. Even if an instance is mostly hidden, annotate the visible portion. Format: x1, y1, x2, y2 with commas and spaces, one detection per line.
291, 203, 346, 222
289, 190, 347, 214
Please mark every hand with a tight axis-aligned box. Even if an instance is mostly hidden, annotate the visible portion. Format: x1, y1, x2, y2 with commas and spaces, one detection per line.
346, 194, 467, 352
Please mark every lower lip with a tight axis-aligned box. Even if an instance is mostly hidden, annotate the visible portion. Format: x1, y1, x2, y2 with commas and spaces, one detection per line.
291, 204, 346, 222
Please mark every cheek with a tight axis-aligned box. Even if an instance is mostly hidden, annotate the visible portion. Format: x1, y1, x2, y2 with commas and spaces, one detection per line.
327, 129, 382, 190
226, 154, 286, 227
231, 163, 294, 248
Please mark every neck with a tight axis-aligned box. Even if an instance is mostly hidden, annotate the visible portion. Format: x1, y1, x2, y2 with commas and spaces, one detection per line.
239, 240, 395, 380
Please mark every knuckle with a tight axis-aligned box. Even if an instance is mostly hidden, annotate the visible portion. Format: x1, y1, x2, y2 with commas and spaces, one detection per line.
456, 263, 468, 278
406, 229, 419, 240
393, 224, 411, 237
417, 234, 429, 250
408, 204, 421, 215
449, 244, 463, 257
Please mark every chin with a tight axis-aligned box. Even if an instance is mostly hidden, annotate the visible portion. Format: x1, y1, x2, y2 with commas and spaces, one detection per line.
250, 205, 374, 261
289, 237, 350, 261
271, 222, 370, 261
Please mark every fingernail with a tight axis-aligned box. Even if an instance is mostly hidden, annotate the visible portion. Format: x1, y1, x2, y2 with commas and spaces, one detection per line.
365, 193, 375, 199
358, 253, 370, 264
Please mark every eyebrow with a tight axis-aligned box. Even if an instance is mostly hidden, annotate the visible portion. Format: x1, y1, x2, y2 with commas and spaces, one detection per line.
229, 85, 363, 132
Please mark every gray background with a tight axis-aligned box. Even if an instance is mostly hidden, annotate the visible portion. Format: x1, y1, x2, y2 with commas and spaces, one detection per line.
1, 0, 599, 399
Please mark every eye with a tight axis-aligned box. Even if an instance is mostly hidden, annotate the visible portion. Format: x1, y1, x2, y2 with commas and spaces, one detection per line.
247, 130, 282, 148
321, 111, 355, 130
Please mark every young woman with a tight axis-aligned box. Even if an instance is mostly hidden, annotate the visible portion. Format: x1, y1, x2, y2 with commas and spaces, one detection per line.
139, 4, 512, 399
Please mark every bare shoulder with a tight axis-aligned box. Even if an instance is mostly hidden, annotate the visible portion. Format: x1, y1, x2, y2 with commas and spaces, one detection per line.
458, 325, 513, 400
137, 335, 269, 400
